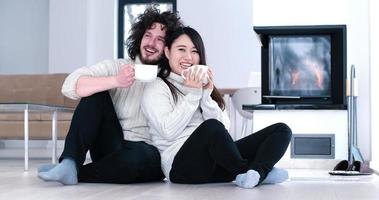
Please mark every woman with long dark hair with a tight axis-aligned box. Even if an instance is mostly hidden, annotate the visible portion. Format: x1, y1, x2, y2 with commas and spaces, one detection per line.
141, 27, 292, 188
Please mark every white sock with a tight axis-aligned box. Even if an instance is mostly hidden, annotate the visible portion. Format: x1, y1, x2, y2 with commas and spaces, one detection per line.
262, 167, 289, 184
234, 170, 260, 189
38, 158, 78, 185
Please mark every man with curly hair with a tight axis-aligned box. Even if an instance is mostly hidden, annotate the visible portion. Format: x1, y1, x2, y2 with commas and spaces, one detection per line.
38, 6, 182, 185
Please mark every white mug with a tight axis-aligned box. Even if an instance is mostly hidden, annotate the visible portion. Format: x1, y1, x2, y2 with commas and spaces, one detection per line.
181, 65, 209, 85
134, 64, 158, 82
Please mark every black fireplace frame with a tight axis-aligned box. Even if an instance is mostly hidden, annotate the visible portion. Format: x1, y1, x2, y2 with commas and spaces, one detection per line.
254, 25, 347, 110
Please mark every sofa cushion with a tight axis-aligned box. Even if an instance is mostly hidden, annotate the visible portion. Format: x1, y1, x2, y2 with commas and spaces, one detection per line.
0, 74, 78, 108
0, 112, 73, 121
0, 113, 42, 121
0, 121, 71, 139
40, 112, 73, 121
0, 74, 78, 139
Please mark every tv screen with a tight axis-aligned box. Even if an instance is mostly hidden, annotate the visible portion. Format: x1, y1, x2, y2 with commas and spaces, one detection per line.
268, 35, 331, 97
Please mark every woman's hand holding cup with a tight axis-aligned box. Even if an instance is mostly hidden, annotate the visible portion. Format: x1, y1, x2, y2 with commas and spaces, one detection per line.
203, 68, 214, 90
181, 65, 210, 89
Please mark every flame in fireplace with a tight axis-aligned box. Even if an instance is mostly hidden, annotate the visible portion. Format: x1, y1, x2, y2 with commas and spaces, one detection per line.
305, 58, 324, 89
291, 70, 300, 86
290, 58, 324, 90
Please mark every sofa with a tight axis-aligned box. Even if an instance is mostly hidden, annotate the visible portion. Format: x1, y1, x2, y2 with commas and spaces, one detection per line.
0, 74, 78, 140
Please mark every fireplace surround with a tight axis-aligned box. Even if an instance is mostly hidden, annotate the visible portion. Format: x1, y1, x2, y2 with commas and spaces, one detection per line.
253, 25, 347, 110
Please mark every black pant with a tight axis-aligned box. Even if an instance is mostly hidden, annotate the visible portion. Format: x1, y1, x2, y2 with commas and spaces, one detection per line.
60, 91, 164, 183
170, 119, 292, 184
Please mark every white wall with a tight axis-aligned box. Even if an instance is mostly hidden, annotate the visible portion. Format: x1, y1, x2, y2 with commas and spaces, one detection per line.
252, 0, 371, 161
0, 0, 49, 74
86, 0, 116, 66
48, 0, 87, 73
347, 0, 371, 161
48, 0, 116, 72
178, 0, 261, 88
369, 0, 379, 170
253, 0, 348, 26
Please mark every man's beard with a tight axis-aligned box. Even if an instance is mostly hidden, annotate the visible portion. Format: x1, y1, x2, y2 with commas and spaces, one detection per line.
140, 55, 161, 65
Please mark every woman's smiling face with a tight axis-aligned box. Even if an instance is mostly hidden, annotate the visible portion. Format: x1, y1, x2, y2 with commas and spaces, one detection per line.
164, 34, 200, 75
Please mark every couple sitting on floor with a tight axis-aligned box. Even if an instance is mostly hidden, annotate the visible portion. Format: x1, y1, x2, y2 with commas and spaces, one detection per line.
38, 6, 292, 189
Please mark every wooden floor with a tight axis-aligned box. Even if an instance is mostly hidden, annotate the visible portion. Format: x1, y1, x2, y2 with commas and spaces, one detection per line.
1, 159, 379, 200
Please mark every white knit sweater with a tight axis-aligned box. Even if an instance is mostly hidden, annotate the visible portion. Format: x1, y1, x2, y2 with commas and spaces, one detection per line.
61, 58, 152, 144
141, 72, 229, 180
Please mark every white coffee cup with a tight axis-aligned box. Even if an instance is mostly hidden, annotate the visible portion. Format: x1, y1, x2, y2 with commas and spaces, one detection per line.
181, 65, 209, 85
134, 64, 158, 82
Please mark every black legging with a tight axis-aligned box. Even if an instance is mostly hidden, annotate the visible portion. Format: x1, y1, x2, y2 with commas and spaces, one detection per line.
169, 119, 292, 184
60, 91, 164, 183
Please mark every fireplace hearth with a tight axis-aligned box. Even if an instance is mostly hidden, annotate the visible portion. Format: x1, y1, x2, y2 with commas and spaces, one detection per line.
253, 25, 347, 110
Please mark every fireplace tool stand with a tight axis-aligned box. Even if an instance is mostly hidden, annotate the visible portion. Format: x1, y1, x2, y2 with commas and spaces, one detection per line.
330, 65, 372, 175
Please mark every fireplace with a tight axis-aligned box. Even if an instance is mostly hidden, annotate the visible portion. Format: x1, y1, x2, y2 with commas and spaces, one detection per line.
254, 25, 347, 109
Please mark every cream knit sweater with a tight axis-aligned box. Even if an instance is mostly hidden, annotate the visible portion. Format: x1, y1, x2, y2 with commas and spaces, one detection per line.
61, 58, 152, 144
141, 72, 229, 180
